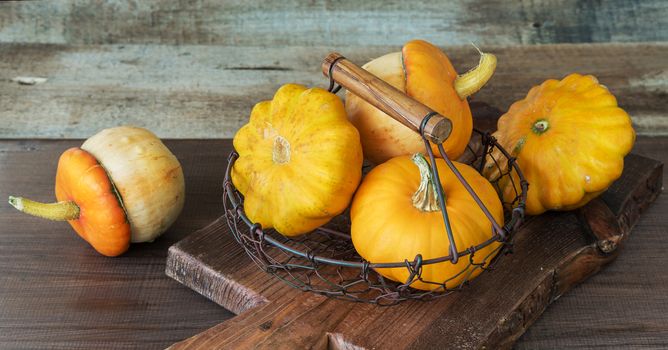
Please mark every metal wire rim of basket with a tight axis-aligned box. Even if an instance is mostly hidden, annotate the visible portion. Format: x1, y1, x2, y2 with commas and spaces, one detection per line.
222, 124, 528, 305
221, 53, 528, 304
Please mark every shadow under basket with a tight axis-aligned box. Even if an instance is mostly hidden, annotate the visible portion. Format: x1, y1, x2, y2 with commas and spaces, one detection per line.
222, 129, 528, 305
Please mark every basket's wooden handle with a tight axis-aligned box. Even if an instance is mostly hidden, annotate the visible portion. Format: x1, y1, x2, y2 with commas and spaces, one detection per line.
322, 52, 452, 144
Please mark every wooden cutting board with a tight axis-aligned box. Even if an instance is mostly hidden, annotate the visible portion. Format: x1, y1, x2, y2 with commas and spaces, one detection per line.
164, 104, 662, 349
165, 150, 662, 349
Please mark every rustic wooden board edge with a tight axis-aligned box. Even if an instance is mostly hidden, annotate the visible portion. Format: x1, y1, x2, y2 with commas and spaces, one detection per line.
166, 217, 269, 315
165, 154, 663, 350
481, 156, 663, 349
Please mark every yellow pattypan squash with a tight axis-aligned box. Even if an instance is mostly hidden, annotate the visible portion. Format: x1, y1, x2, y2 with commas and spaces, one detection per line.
232, 84, 363, 236
485, 74, 635, 215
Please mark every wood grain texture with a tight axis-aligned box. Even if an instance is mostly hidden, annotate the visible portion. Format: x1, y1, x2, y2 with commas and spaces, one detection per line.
516, 137, 668, 349
0, 42, 666, 139
1, 0, 666, 46
0, 139, 234, 349
0, 137, 666, 349
166, 151, 663, 349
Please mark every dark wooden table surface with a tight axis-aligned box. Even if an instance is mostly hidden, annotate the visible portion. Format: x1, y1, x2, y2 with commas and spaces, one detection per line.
1, 138, 666, 349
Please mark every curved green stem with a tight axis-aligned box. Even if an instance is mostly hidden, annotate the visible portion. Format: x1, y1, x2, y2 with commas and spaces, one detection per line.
8, 196, 80, 221
411, 153, 440, 212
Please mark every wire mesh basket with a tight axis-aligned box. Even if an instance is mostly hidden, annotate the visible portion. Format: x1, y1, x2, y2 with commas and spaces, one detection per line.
222, 53, 528, 305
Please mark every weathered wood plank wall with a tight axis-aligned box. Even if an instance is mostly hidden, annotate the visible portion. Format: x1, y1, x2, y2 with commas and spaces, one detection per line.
1, 43, 666, 138
2, 0, 667, 45
0, 0, 666, 138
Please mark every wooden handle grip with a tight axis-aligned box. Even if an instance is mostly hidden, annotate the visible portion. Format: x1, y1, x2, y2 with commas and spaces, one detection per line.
322, 52, 452, 144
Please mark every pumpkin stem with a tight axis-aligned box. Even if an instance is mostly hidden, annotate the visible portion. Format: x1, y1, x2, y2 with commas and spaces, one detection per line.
453, 44, 497, 100
411, 154, 441, 212
8, 196, 80, 221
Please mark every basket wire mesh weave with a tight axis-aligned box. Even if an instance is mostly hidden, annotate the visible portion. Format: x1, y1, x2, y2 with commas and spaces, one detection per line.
222, 54, 528, 305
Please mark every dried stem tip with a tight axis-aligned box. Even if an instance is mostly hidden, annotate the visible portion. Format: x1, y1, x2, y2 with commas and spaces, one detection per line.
454, 50, 497, 99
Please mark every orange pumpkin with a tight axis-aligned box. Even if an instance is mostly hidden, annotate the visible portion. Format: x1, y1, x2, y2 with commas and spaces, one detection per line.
345, 40, 496, 164
351, 154, 504, 290
485, 74, 635, 215
54, 148, 131, 256
9, 126, 185, 256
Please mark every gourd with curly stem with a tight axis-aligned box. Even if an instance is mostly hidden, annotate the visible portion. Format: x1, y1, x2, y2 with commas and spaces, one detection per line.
9, 126, 185, 256
345, 39, 496, 164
